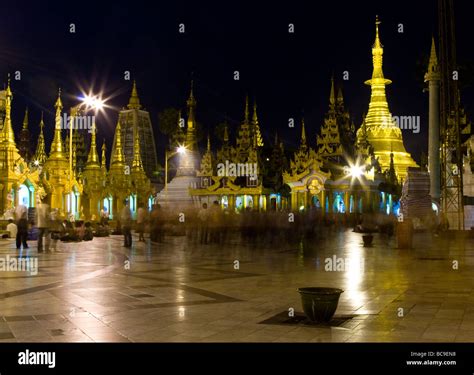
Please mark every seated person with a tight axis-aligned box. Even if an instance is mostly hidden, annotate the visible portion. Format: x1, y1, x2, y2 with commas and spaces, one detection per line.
83, 222, 94, 241
6, 219, 17, 238
59, 220, 81, 242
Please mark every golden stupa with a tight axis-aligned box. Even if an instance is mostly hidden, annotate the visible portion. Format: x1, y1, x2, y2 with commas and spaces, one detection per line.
357, 16, 418, 180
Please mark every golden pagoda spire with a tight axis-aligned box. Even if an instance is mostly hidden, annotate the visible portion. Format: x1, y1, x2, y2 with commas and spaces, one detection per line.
360, 16, 417, 178
252, 99, 264, 147
424, 36, 440, 81
49, 88, 65, 158
127, 80, 142, 110
185, 80, 197, 151
34, 112, 47, 164
368, 15, 387, 82
337, 87, 344, 104
22, 107, 29, 129
132, 126, 144, 170
207, 133, 211, 152
111, 121, 125, 166
429, 36, 438, 68
101, 140, 107, 169
186, 80, 196, 129
329, 76, 336, 106
301, 117, 307, 145
364, 15, 393, 127
86, 121, 100, 166
2, 77, 16, 145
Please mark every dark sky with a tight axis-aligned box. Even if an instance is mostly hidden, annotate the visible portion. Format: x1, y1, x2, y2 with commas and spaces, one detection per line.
1, 0, 473, 163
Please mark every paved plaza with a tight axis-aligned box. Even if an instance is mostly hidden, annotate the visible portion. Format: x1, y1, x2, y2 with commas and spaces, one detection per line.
0, 230, 473, 343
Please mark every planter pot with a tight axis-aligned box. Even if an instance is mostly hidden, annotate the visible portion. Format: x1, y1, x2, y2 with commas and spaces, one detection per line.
362, 234, 373, 247
297, 287, 344, 322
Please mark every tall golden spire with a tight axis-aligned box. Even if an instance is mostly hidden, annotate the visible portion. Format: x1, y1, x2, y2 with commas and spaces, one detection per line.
186, 80, 196, 130
360, 16, 417, 179
132, 126, 144, 170
22, 107, 29, 129
301, 117, 307, 145
185, 80, 197, 151
86, 121, 100, 166
364, 15, 394, 128
424, 36, 440, 81
337, 87, 344, 104
34, 112, 47, 164
101, 140, 107, 169
49, 88, 65, 158
111, 121, 125, 165
370, 15, 386, 80
207, 133, 211, 152
329, 76, 336, 107
252, 99, 264, 147
2, 77, 16, 145
127, 80, 142, 110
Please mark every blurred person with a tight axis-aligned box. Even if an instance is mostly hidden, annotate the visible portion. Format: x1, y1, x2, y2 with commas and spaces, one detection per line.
197, 203, 209, 244
83, 222, 94, 241
49, 209, 60, 251
121, 200, 133, 248
100, 207, 109, 226
136, 205, 147, 242
15, 201, 28, 250
36, 199, 50, 253
209, 200, 222, 243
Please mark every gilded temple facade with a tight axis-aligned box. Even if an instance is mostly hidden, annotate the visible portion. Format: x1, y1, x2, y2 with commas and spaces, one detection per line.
0, 82, 152, 221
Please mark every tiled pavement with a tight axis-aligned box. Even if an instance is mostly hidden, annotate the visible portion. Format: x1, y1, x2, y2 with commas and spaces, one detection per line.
0, 229, 473, 342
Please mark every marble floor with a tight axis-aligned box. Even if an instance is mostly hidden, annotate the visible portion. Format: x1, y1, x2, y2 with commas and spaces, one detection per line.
0, 229, 473, 342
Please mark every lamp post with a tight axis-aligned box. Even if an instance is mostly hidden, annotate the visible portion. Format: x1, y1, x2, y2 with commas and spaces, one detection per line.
165, 145, 186, 192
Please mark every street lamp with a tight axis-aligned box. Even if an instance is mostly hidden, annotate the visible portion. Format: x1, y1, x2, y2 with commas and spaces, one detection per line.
165, 145, 187, 192
349, 164, 364, 178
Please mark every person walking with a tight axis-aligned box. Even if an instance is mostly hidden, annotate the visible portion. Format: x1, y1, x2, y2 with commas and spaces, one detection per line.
121, 200, 133, 248
36, 200, 50, 253
136, 205, 146, 242
15, 202, 28, 250
197, 203, 209, 244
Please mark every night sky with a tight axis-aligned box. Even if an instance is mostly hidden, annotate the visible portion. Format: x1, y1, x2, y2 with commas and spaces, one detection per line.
1, 0, 473, 163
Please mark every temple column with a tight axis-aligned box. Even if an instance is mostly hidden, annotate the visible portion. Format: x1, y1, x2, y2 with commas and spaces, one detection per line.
328, 190, 333, 213
425, 38, 441, 201
320, 190, 326, 215
253, 194, 259, 211
291, 191, 297, 211
344, 191, 349, 215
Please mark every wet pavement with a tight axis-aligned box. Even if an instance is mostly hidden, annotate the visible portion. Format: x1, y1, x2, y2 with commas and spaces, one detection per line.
0, 229, 473, 342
